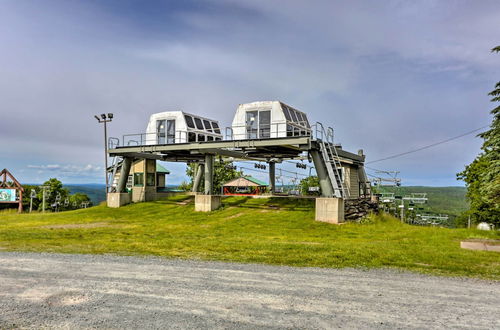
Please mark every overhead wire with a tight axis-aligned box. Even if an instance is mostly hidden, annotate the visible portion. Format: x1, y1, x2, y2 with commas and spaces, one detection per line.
366, 125, 489, 164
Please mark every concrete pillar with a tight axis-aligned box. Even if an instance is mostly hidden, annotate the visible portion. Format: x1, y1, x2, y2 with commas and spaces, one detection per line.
195, 195, 222, 212
116, 157, 132, 193
107, 193, 131, 208
269, 162, 276, 194
310, 150, 334, 197
192, 163, 204, 193
315, 198, 344, 224
204, 154, 214, 195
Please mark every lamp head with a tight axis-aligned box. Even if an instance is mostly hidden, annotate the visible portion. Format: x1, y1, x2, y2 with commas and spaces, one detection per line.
94, 115, 100, 121
107, 113, 113, 119
101, 113, 106, 120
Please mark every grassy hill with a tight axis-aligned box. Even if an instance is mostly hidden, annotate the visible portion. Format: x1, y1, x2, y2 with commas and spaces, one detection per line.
0, 195, 498, 279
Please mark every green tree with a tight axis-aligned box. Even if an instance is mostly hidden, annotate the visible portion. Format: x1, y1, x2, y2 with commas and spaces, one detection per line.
68, 193, 92, 209
21, 184, 40, 211
186, 161, 242, 193
37, 178, 69, 211
299, 176, 321, 196
457, 46, 500, 226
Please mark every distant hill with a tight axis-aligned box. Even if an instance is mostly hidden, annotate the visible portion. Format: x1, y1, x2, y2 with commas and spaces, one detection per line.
375, 186, 468, 217
65, 184, 469, 219
65, 184, 106, 205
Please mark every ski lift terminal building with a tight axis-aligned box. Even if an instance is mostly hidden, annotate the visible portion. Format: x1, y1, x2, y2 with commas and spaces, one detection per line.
108, 100, 371, 224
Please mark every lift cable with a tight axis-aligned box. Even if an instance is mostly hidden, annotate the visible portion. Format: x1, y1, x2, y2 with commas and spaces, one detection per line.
366, 125, 489, 164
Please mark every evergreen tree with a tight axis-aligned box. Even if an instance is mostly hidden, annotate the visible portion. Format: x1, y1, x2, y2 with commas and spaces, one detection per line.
457, 46, 500, 226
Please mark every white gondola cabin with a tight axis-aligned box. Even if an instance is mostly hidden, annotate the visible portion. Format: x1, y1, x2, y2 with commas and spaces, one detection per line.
145, 111, 222, 144
231, 101, 311, 140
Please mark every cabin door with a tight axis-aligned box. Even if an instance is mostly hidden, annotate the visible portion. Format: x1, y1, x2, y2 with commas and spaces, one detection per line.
166, 120, 175, 144
157, 119, 175, 144
246, 110, 270, 139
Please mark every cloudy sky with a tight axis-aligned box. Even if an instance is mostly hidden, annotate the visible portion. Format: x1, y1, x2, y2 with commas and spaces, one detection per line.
1, 0, 499, 186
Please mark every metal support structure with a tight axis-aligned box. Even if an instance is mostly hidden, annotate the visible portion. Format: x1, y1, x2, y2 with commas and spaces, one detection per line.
310, 150, 334, 197
95, 113, 113, 195
269, 162, 276, 194
204, 154, 214, 195
116, 157, 132, 193
192, 163, 205, 193
41, 185, 50, 213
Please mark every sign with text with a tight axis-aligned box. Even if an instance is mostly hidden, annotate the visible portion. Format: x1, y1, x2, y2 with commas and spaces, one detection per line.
0, 189, 16, 202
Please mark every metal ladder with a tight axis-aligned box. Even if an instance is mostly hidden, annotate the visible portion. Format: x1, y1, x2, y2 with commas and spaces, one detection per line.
314, 123, 350, 199
108, 156, 122, 193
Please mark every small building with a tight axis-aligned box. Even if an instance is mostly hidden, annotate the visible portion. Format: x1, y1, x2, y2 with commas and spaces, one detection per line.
156, 163, 171, 192
0, 169, 24, 212
222, 176, 268, 196
145, 111, 223, 144
231, 101, 311, 140
110, 160, 170, 201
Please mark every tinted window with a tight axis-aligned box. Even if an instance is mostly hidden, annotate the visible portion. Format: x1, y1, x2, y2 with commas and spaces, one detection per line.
282, 106, 291, 121
211, 122, 221, 134
203, 120, 212, 132
194, 117, 204, 130
197, 134, 205, 142
290, 109, 298, 122
185, 115, 195, 128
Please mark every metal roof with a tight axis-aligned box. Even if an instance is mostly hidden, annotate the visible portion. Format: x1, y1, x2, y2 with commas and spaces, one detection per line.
223, 176, 268, 187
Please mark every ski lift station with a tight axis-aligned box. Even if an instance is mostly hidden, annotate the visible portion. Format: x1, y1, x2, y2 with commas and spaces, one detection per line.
107, 101, 371, 224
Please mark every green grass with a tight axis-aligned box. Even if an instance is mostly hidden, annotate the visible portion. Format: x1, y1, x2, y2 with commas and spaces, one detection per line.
0, 195, 499, 279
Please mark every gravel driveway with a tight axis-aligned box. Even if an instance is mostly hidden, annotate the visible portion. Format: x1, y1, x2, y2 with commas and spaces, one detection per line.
0, 252, 498, 329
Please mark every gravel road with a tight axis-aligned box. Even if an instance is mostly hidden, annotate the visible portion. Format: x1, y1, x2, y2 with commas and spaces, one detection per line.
0, 252, 498, 329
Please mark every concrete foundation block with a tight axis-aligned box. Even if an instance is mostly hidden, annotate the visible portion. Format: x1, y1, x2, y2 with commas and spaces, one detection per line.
315, 198, 344, 224
107, 193, 131, 208
195, 195, 222, 212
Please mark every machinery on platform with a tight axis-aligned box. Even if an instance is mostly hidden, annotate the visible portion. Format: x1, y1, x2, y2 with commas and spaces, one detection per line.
230, 101, 311, 140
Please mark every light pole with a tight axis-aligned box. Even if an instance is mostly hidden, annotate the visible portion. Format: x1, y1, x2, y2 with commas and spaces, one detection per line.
95, 113, 113, 195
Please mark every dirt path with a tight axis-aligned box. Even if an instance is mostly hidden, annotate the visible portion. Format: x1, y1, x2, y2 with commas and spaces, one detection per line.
0, 252, 498, 329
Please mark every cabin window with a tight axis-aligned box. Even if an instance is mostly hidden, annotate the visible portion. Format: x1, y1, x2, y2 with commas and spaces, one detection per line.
282, 106, 292, 121
188, 132, 196, 142
134, 173, 144, 186
207, 135, 214, 141
166, 120, 175, 144
203, 120, 212, 132
290, 109, 299, 123
215, 137, 222, 141
146, 173, 155, 186
197, 134, 206, 142
156, 120, 166, 144
194, 117, 204, 130
211, 122, 221, 134
246, 111, 258, 139
259, 110, 271, 138
185, 115, 195, 129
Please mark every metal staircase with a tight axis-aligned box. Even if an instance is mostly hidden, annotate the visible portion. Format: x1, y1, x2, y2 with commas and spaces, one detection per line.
313, 123, 350, 199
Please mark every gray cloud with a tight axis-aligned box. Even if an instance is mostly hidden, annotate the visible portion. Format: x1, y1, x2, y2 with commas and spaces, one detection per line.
1, 0, 498, 185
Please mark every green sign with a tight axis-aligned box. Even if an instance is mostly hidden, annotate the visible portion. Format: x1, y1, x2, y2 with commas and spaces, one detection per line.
0, 189, 16, 202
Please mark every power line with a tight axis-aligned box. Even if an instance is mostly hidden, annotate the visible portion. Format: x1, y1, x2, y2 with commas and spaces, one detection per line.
366, 125, 489, 164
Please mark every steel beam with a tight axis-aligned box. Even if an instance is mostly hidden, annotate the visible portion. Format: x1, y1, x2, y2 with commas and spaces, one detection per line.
204, 154, 214, 195
116, 157, 132, 193
310, 150, 334, 197
192, 163, 204, 193
269, 162, 276, 194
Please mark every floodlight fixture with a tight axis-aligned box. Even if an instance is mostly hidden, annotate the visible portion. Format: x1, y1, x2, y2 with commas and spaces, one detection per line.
94, 115, 100, 121
107, 113, 113, 119
101, 113, 106, 120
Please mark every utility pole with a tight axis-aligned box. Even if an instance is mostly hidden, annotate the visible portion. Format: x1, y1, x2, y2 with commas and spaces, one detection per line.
29, 189, 36, 213
94, 113, 113, 195
40, 185, 50, 213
